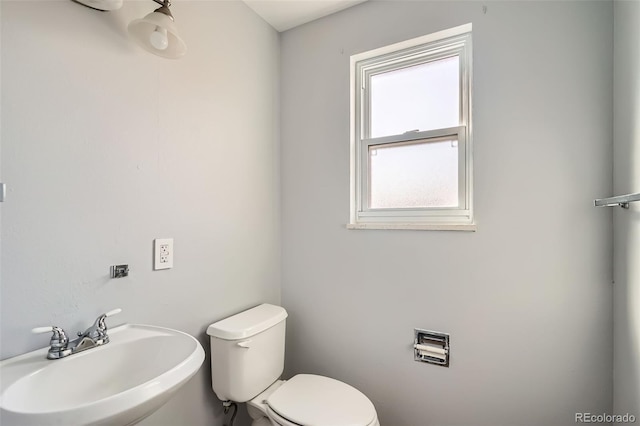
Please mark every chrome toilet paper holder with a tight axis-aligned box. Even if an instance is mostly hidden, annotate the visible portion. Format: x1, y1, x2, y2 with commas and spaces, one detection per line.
414, 328, 450, 367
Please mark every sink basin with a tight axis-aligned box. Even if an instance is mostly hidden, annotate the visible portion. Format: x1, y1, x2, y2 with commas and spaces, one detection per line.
0, 324, 205, 426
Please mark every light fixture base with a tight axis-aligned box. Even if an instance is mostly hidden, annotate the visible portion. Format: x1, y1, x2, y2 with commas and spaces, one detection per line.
154, 5, 175, 20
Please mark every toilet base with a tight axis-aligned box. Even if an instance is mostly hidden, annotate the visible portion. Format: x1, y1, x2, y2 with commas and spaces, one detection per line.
247, 380, 286, 423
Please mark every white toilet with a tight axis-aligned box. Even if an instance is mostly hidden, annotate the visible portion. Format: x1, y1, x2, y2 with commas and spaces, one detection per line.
207, 304, 380, 426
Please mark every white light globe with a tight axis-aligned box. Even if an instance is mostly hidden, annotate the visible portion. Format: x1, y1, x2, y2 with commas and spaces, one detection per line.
128, 10, 187, 59
149, 27, 169, 50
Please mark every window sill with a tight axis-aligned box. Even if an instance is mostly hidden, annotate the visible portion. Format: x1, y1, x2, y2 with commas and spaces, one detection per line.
346, 223, 477, 231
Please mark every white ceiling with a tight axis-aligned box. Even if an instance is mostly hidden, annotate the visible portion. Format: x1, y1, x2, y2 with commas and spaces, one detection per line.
242, 0, 367, 32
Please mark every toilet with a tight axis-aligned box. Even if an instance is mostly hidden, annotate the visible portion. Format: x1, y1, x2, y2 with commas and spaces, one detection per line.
207, 304, 380, 426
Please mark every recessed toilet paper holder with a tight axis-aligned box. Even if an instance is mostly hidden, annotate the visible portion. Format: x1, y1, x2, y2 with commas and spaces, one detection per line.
414, 328, 450, 367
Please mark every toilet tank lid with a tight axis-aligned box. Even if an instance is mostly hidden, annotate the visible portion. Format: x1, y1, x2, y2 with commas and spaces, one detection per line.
207, 304, 288, 340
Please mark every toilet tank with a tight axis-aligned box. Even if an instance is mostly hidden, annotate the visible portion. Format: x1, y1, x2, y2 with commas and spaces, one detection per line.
206, 304, 288, 403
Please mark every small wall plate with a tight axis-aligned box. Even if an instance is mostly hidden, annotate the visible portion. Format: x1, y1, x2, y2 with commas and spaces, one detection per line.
110, 265, 129, 279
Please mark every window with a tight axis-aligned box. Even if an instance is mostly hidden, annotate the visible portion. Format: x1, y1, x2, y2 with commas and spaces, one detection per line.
349, 24, 474, 230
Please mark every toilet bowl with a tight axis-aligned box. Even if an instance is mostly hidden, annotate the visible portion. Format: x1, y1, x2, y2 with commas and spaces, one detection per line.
207, 304, 380, 426
247, 375, 380, 426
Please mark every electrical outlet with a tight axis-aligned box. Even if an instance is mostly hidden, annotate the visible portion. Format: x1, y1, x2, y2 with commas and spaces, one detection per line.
154, 238, 174, 270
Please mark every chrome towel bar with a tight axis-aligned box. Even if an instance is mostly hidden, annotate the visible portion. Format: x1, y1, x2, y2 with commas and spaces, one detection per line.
594, 192, 640, 209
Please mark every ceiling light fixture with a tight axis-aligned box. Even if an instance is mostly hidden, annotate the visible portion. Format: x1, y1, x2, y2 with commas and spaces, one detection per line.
127, 0, 186, 59
72, 0, 186, 59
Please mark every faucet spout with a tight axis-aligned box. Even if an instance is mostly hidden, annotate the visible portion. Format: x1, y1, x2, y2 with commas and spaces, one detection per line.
71, 336, 99, 352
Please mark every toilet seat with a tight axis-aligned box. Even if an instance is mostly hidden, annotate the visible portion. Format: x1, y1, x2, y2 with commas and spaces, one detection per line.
266, 406, 380, 426
265, 374, 377, 426
266, 406, 303, 426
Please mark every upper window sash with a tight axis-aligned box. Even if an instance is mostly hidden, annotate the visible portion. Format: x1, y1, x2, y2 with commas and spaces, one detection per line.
355, 32, 472, 141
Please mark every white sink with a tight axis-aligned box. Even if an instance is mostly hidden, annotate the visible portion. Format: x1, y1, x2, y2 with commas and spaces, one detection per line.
0, 324, 205, 426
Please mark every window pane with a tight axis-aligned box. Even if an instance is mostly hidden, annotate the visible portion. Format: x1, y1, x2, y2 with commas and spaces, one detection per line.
369, 139, 458, 209
370, 56, 459, 138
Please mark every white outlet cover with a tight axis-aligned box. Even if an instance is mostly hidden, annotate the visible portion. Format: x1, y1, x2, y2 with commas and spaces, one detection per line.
154, 238, 174, 270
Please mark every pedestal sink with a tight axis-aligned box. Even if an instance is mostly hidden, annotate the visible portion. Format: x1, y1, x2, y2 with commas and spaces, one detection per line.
0, 324, 205, 426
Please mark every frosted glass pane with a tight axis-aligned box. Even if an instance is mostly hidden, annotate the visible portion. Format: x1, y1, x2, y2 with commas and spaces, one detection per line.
370, 56, 459, 138
369, 140, 458, 209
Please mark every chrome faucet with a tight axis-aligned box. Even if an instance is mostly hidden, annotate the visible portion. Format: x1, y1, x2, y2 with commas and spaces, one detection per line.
32, 308, 122, 359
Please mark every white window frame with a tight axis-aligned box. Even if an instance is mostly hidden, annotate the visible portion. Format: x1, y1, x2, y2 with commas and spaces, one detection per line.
349, 23, 475, 231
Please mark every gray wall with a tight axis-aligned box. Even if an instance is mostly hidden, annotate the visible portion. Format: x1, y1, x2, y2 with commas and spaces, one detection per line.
613, 0, 640, 417
0, 2, 280, 425
280, 2, 614, 425
1, 1, 627, 426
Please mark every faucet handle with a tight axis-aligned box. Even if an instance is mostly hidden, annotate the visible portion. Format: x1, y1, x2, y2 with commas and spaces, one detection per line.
32, 326, 56, 334
32, 326, 69, 348
87, 308, 122, 341
32, 326, 71, 359
32, 326, 67, 338
97, 308, 122, 328
103, 308, 122, 318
